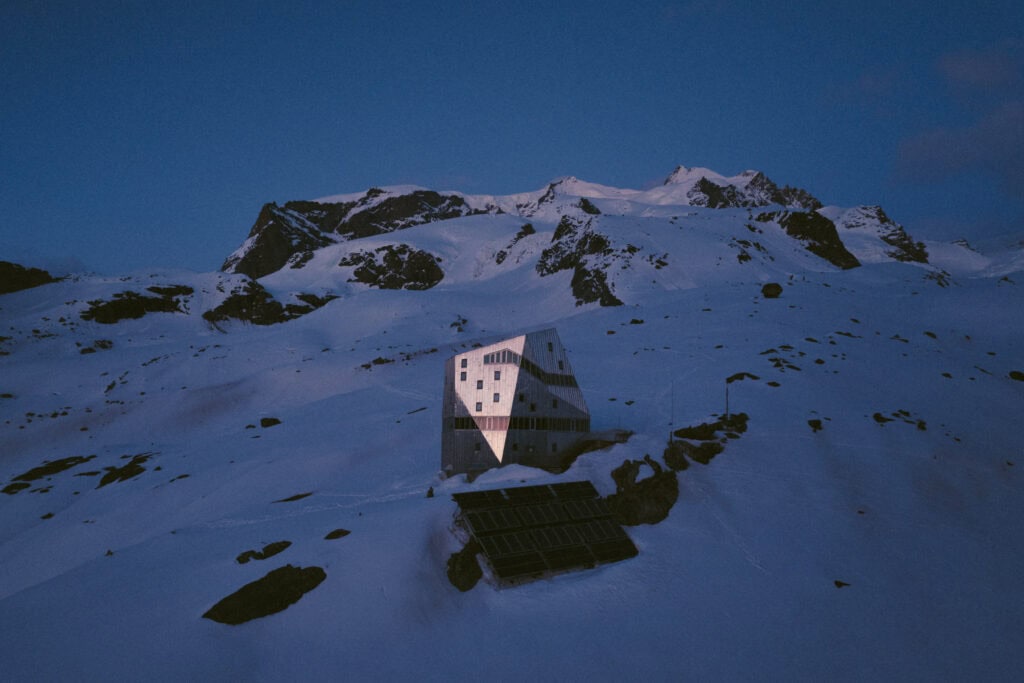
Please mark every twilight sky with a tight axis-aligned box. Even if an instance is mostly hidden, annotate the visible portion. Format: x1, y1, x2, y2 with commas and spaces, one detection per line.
2, 0, 1022, 274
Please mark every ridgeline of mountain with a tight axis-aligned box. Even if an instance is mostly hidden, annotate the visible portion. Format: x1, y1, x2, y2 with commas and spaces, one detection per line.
213, 166, 931, 321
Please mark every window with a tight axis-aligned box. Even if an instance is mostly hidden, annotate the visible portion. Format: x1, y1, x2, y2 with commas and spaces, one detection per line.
552, 399, 559, 409
493, 393, 500, 403
460, 371, 466, 381
547, 342, 553, 352
529, 402, 536, 412
475, 402, 482, 412
494, 370, 501, 381
512, 442, 519, 451
460, 358, 467, 368
476, 379, 483, 390
552, 443, 558, 452
558, 360, 564, 370
474, 442, 481, 451
518, 393, 525, 402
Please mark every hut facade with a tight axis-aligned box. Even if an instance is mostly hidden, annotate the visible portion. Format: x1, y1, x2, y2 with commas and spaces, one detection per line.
441, 329, 590, 475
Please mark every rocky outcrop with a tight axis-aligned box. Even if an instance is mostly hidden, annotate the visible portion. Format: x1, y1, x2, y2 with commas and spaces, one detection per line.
668, 168, 822, 210
339, 244, 444, 290
536, 216, 623, 306
202, 564, 326, 625
605, 455, 679, 526
0, 262, 59, 295
844, 206, 928, 263
756, 211, 861, 269
221, 203, 336, 280
202, 280, 335, 327
80, 286, 193, 324
223, 190, 489, 280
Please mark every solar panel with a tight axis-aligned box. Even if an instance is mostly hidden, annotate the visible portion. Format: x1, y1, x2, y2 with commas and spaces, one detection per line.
452, 480, 638, 584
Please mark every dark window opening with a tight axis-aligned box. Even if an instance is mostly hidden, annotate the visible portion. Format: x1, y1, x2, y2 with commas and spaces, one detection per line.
518, 393, 525, 402
530, 402, 536, 412
494, 370, 501, 381
475, 402, 482, 412
493, 393, 500, 403
476, 380, 483, 390
460, 371, 466, 381
552, 399, 559, 409
461, 358, 467, 368
552, 443, 558, 452
558, 360, 564, 370
474, 442, 481, 451
547, 342, 553, 352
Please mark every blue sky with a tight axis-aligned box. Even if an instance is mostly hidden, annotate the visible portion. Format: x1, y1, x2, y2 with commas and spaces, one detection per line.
2, 0, 1021, 274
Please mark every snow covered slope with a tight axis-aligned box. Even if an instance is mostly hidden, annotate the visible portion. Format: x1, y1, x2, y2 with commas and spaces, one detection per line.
1, 168, 1023, 681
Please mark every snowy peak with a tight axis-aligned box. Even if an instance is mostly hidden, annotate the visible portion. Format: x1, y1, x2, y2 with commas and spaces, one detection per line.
654, 165, 821, 210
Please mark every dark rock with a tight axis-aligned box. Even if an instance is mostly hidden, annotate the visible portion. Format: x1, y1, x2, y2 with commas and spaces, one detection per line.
761, 282, 783, 299
0, 261, 58, 295
605, 461, 679, 526
221, 203, 337, 279
578, 197, 601, 215
202, 564, 326, 625
2, 482, 31, 495
808, 419, 823, 433
324, 528, 350, 540
340, 244, 444, 290
202, 280, 287, 326
834, 580, 850, 588
81, 287, 193, 324
446, 539, 482, 592
260, 417, 281, 428
1009, 370, 1024, 382
756, 211, 860, 269
97, 453, 154, 488
663, 441, 690, 471
10, 455, 96, 482
275, 492, 312, 503
237, 541, 292, 564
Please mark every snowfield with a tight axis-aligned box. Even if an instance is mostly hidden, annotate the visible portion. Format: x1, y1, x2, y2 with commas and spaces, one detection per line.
1, 172, 1022, 681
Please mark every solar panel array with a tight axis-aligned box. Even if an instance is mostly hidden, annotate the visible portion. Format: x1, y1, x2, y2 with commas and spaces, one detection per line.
452, 480, 638, 583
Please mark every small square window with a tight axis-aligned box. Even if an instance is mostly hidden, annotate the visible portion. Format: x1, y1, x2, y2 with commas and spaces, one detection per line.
460, 358, 467, 368
475, 402, 482, 412
494, 370, 501, 381
552, 399, 559, 409
476, 380, 483, 390
460, 371, 466, 381
518, 393, 525, 402
512, 442, 519, 451
493, 393, 500, 403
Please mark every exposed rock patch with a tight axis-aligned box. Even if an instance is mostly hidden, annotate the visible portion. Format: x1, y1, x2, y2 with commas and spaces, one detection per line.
97, 452, 155, 488
339, 244, 444, 290
756, 211, 860, 269
0, 261, 59, 294
605, 455, 679, 526
324, 528, 350, 540
202, 280, 333, 327
81, 286, 193, 324
237, 541, 291, 564
202, 564, 326, 625
446, 539, 482, 592
536, 216, 623, 306
761, 282, 783, 298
